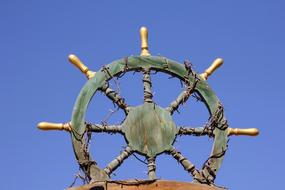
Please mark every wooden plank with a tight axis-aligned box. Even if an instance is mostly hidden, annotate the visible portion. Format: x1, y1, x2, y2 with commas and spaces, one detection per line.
68, 180, 223, 190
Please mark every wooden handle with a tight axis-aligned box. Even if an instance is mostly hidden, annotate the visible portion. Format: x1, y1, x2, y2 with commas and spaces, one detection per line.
37, 122, 71, 132
140, 26, 150, 56
200, 58, 224, 80
68, 54, 95, 79
68, 54, 88, 73
228, 128, 259, 136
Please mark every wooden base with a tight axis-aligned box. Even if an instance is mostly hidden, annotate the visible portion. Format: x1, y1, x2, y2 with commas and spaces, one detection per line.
67, 180, 223, 190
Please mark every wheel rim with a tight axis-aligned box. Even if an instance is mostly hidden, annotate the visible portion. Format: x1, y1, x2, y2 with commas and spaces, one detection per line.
71, 56, 228, 184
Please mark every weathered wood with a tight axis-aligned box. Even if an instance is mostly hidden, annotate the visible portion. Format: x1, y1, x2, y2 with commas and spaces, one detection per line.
143, 69, 153, 103
177, 127, 212, 136
87, 123, 123, 134
104, 147, 133, 176
121, 103, 177, 157
67, 180, 224, 190
168, 147, 197, 177
100, 82, 129, 114
147, 157, 156, 180
166, 80, 197, 115
71, 56, 228, 183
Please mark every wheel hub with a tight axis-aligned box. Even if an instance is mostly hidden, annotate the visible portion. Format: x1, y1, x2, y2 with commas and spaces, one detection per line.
122, 103, 177, 157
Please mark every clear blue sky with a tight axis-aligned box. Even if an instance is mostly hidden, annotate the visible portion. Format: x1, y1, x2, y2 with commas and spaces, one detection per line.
0, 1, 284, 189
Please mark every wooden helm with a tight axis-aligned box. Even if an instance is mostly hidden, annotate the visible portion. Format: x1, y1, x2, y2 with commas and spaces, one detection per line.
37, 27, 259, 188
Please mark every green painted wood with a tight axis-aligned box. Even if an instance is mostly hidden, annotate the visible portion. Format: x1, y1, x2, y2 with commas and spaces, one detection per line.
122, 103, 177, 157
71, 56, 228, 183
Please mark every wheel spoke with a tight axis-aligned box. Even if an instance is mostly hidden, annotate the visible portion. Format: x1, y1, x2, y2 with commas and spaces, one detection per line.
147, 157, 156, 180
86, 123, 123, 134
166, 78, 198, 115
143, 69, 153, 103
100, 82, 129, 114
167, 147, 198, 178
104, 146, 133, 176
177, 126, 212, 136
